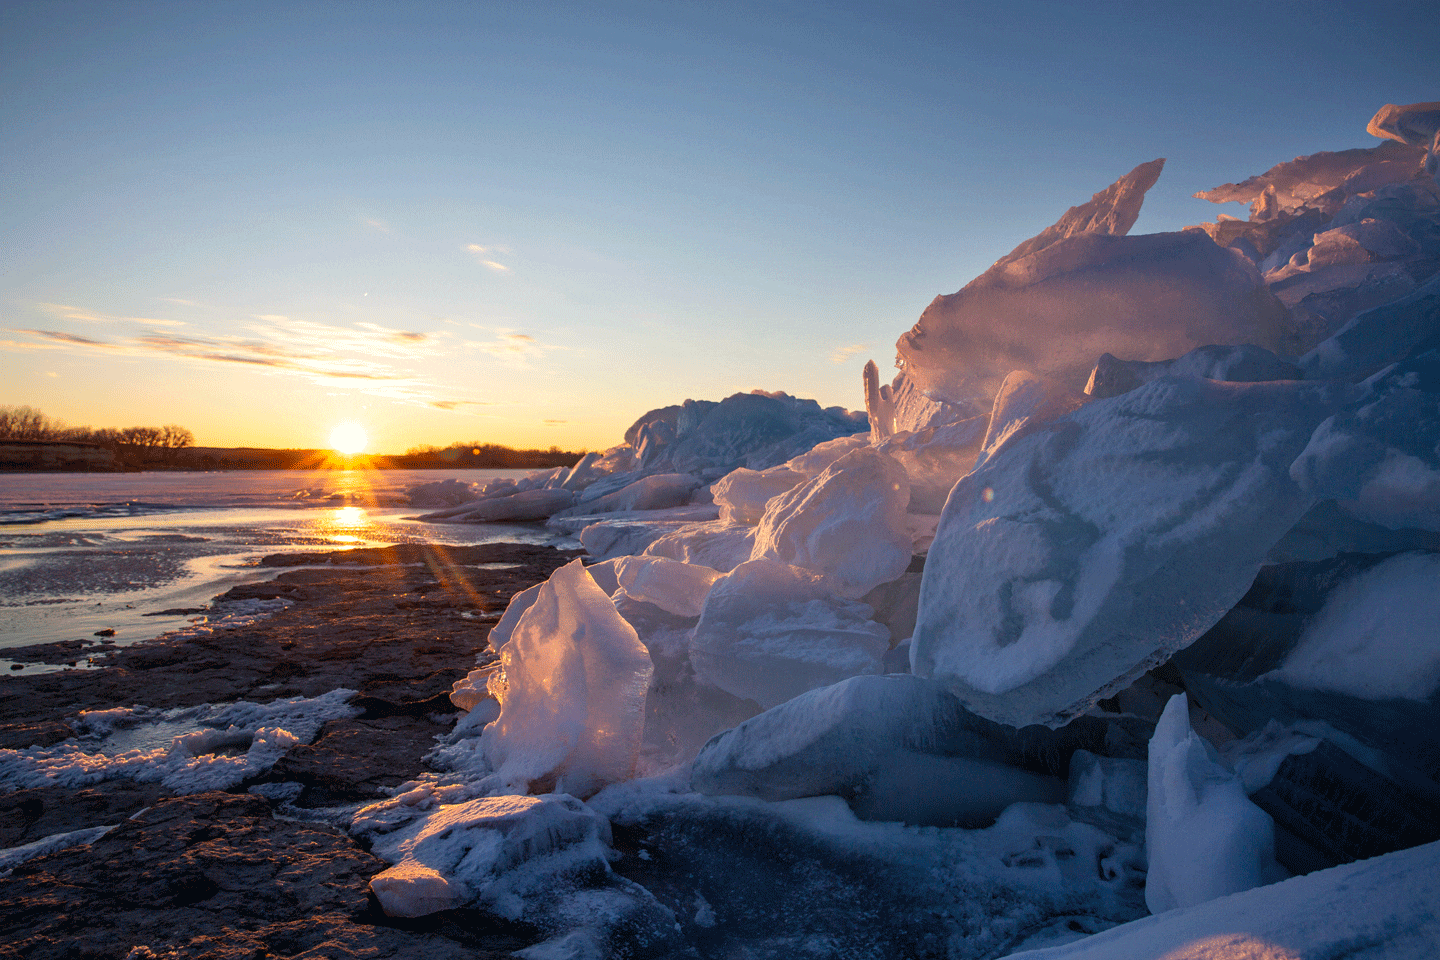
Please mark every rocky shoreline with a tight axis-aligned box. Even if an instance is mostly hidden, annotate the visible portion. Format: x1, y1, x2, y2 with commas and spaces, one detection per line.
0, 542, 580, 959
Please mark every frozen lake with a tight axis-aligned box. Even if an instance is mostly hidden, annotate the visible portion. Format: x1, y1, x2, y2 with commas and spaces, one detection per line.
0, 469, 573, 658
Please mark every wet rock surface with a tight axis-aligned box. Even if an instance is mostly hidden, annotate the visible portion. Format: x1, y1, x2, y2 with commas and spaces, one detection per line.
0, 542, 578, 958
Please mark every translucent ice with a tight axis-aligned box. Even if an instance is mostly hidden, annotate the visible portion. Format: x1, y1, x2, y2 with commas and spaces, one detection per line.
689, 558, 889, 709
751, 447, 912, 598
611, 555, 721, 618
976, 371, 1087, 469
1084, 345, 1300, 401
896, 161, 1289, 410
368, 793, 614, 919
710, 466, 804, 524
557, 473, 700, 517
874, 414, 989, 514
640, 519, 757, 573
1145, 694, 1282, 914
480, 559, 653, 795
421, 488, 576, 523
911, 376, 1358, 728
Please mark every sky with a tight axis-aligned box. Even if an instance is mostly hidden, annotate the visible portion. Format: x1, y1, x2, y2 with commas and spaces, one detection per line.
3, 0, 1438, 453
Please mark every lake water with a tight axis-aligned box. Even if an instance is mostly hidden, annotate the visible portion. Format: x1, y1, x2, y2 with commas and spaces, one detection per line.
0, 469, 571, 661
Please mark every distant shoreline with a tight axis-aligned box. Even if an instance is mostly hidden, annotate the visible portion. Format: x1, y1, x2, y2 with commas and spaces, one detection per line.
0, 442, 584, 474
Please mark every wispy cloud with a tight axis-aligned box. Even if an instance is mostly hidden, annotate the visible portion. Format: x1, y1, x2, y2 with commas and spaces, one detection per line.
159, 297, 202, 307
40, 303, 186, 327
829, 342, 868, 364
542, 419, 567, 425
364, 217, 390, 233
466, 243, 511, 273
4, 310, 493, 410
429, 399, 496, 410
465, 329, 555, 367
21, 329, 119, 348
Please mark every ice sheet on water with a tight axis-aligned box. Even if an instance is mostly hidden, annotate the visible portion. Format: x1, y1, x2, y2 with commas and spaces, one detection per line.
480, 560, 652, 796
1145, 694, 1283, 914
751, 447, 912, 599
689, 558, 889, 710
420, 488, 576, 523
0, 689, 359, 794
912, 376, 1358, 728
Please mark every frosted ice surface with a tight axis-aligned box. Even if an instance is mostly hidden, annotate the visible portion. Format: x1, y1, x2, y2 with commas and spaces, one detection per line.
368, 793, 613, 919
888, 368, 973, 434
1299, 271, 1440, 382
1266, 552, 1440, 701
578, 518, 693, 561
977, 372, 1087, 470
692, 674, 1063, 827
641, 520, 756, 573
0, 690, 359, 794
896, 226, 1288, 411
911, 376, 1358, 728
874, 414, 988, 514
710, 466, 804, 524
751, 447, 912, 599
1145, 694, 1282, 914
1084, 345, 1300, 401
480, 560, 653, 796
1292, 333, 1440, 530
611, 555, 720, 618
1004, 839, 1440, 959
690, 558, 889, 709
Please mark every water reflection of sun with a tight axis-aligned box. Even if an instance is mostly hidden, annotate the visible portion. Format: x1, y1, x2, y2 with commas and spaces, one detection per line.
324, 505, 368, 543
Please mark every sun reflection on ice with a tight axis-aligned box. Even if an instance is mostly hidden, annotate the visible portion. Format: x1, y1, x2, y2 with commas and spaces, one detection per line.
324, 505, 369, 544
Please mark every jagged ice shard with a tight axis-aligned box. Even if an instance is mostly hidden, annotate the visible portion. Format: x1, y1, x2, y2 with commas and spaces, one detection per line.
895, 159, 1291, 412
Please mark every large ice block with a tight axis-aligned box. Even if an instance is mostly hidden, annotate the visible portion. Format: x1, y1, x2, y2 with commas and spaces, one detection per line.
911, 376, 1357, 728
751, 447, 912, 598
479, 560, 653, 795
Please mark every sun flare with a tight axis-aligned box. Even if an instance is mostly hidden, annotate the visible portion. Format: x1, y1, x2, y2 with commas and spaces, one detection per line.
329, 423, 368, 455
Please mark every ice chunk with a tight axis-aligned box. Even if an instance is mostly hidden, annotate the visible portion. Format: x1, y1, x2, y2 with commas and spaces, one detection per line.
690, 558, 889, 709
480, 560, 653, 795
1084, 345, 1300, 401
751, 447, 912, 598
612, 555, 720, 618
1298, 271, 1440, 381
1196, 140, 1426, 220
911, 376, 1358, 728
1067, 750, 1146, 819
1001, 840, 1440, 960
1292, 334, 1440, 530
557, 473, 700, 517
487, 583, 543, 652
368, 794, 613, 918
578, 517, 697, 561
874, 415, 989, 514
421, 488, 576, 523
1003, 158, 1166, 262
1145, 694, 1282, 914
783, 432, 870, 476
710, 466, 804, 524
1264, 552, 1440, 701
691, 674, 1078, 826
1367, 100, 1440, 148
977, 371, 1086, 469
888, 368, 973, 433
863, 359, 897, 440
641, 520, 756, 573
896, 225, 1289, 411
406, 478, 479, 507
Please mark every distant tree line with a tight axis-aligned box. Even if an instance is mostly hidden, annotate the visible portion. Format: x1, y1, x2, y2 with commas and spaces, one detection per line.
392, 440, 584, 469
0, 405, 194, 467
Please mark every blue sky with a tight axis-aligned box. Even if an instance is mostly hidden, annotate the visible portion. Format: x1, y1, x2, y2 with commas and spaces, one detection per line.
3, 0, 1437, 451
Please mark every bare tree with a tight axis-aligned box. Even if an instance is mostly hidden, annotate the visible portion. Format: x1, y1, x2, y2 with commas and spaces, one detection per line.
160, 424, 195, 448
0, 405, 63, 440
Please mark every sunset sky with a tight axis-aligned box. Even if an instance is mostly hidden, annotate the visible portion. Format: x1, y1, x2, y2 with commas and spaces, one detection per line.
3, 1, 1437, 453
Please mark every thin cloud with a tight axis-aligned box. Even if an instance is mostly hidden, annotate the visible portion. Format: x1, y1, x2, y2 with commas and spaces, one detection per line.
466, 243, 511, 273
830, 343, 868, 364
429, 399, 496, 410
542, 419, 567, 425
21, 329, 118, 348
159, 297, 202, 307
466, 330, 553, 367
364, 217, 390, 233
39, 303, 186, 327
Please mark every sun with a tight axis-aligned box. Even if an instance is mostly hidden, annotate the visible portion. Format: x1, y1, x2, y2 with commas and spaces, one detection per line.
329, 422, 368, 455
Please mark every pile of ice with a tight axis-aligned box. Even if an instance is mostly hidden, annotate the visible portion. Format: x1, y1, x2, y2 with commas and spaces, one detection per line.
372, 100, 1440, 956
